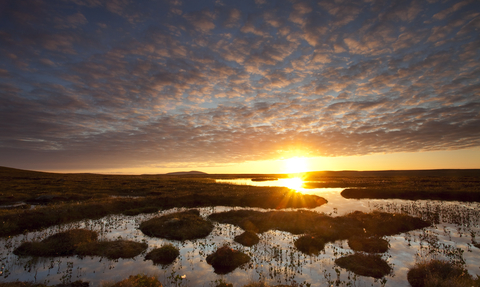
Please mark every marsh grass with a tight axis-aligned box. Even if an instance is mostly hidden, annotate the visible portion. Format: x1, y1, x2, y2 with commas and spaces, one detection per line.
0, 282, 88, 287
335, 253, 392, 278
14, 229, 146, 259
209, 210, 429, 240
347, 236, 389, 253
234, 231, 260, 247
139, 209, 214, 240
294, 234, 325, 255
206, 245, 251, 274
13, 229, 98, 257
407, 260, 480, 287
144, 244, 179, 265
209, 210, 428, 257
0, 167, 326, 238
76, 240, 147, 259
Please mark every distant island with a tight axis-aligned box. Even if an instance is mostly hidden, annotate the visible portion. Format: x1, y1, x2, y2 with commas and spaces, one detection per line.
165, 171, 207, 175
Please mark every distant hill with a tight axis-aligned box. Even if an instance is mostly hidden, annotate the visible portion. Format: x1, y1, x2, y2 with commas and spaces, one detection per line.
166, 171, 207, 175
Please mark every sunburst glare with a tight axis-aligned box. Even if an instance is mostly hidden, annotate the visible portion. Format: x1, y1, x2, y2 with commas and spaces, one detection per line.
282, 177, 304, 191
284, 157, 309, 174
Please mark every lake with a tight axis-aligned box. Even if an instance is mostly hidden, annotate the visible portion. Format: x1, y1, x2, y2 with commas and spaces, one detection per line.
1, 178, 479, 286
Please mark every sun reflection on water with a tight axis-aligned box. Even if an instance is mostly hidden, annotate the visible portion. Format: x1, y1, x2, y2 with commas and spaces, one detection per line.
282, 177, 304, 191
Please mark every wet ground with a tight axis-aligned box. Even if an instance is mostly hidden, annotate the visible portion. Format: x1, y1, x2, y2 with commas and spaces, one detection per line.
1, 179, 479, 287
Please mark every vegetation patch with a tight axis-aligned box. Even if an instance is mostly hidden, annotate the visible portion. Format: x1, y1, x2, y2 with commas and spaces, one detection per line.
108, 274, 162, 287
145, 244, 180, 265
347, 236, 389, 253
0, 281, 88, 287
139, 209, 214, 240
13, 229, 98, 257
209, 210, 430, 245
209, 210, 328, 234
206, 245, 251, 274
76, 240, 147, 259
234, 231, 260, 247
294, 234, 325, 255
407, 259, 480, 287
0, 167, 329, 238
475, 243, 480, 249
123, 206, 159, 216
335, 253, 392, 278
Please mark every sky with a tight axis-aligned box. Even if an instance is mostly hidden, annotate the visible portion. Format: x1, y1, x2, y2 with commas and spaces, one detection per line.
0, 0, 479, 174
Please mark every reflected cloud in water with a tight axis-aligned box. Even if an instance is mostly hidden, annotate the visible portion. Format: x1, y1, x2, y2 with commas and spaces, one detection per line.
0, 179, 479, 286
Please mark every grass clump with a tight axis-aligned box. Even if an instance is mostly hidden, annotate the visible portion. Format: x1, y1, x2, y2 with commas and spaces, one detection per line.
335, 253, 392, 278
145, 244, 179, 265
347, 236, 389, 253
407, 259, 480, 287
108, 274, 162, 287
294, 234, 325, 255
76, 240, 147, 259
234, 231, 260, 247
139, 209, 213, 240
206, 245, 251, 274
14, 229, 98, 257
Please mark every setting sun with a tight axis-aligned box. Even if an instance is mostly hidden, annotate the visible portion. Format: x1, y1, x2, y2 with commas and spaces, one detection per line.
284, 157, 309, 174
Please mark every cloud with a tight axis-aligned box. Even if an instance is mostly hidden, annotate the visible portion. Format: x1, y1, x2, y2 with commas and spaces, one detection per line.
0, 0, 479, 171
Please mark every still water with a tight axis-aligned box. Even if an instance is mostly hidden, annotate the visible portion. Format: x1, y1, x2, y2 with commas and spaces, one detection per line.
1, 179, 479, 287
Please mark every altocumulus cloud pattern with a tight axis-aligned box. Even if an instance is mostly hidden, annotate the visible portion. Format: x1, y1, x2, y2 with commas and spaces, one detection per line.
0, 0, 479, 170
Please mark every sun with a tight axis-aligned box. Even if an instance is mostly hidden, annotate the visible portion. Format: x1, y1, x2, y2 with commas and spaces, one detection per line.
284, 157, 309, 174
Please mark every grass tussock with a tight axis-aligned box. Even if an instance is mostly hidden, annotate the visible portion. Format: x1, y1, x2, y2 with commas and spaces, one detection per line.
234, 231, 260, 247
139, 209, 213, 240
206, 245, 251, 274
144, 244, 179, 265
347, 236, 389, 253
76, 240, 147, 259
335, 253, 392, 278
407, 260, 480, 287
294, 234, 325, 255
13, 229, 98, 257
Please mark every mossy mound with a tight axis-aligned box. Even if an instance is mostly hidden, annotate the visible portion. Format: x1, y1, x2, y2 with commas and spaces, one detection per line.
206, 245, 251, 274
234, 231, 260, 247
140, 209, 214, 240
13, 229, 98, 257
145, 244, 180, 265
335, 253, 392, 278
111, 274, 163, 287
348, 236, 389, 253
294, 234, 325, 255
76, 240, 147, 259
407, 260, 480, 287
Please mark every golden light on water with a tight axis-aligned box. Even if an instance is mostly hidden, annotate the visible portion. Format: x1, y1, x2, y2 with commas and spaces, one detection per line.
283, 177, 304, 191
